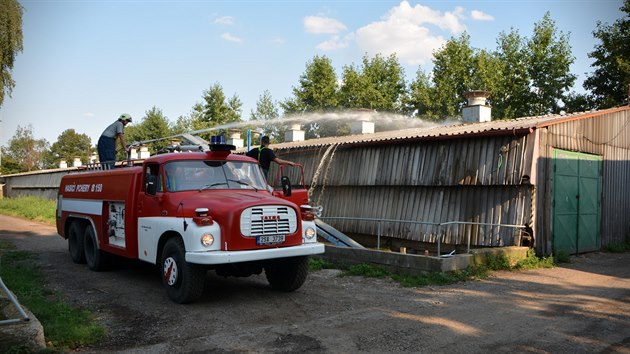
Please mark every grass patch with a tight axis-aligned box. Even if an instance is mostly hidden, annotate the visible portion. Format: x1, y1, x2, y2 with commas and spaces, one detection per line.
308, 257, 336, 271
0, 196, 56, 225
604, 242, 630, 253
336, 262, 489, 288
0, 240, 104, 351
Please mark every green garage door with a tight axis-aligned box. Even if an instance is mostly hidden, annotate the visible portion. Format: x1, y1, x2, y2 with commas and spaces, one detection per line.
552, 149, 602, 254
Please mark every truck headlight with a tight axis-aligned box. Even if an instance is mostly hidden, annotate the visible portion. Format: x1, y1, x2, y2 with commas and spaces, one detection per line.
201, 233, 215, 247
304, 227, 316, 239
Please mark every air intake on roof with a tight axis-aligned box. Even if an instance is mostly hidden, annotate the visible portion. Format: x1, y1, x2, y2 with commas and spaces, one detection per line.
462, 90, 491, 123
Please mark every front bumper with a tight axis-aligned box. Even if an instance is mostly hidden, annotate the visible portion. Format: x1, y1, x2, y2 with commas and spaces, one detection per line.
185, 242, 325, 265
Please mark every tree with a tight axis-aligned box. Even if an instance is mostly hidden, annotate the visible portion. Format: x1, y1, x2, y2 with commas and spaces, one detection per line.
493, 29, 532, 118
46, 129, 92, 168
0, 0, 23, 107
125, 106, 173, 155
406, 69, 438, 119
250, 90, 284, 143
2, 125, 49, 173
584, 0, 630, 108
282, 55, 340, 138
430, 33, 475, 118
526, 12, 576, 115
340, 53, 407, 113
195, 83, 243, 139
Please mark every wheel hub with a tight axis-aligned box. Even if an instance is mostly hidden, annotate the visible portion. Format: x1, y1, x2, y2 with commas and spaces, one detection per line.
164, 257, 178, 286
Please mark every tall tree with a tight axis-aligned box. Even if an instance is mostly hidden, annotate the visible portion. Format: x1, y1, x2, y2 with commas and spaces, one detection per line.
0, 0, 23, 107
431, 33, 475, 118
584, 0, 630, 108
526, 12, 576, 115
282, 55, 339, 113
251, 90, 283, 143
46, 129, 92, 167
340, 53, 407, 112
282, 55, 339, 138
197, 83, 242, 139
406, 69, 438, 119
125, 106, 173, 154
493, 29, 532, 118
3, 124, 49, 172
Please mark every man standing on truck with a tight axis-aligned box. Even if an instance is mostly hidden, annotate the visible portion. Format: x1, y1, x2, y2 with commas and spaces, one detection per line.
246, 136, 296, 179
98, 113, 132, 169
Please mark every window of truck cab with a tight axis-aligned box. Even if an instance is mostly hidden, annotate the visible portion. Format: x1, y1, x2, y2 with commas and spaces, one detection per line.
163, 160, 267, 192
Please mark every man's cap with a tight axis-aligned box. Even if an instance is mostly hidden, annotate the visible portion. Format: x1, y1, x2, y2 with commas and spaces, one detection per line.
119, 113, 132, 122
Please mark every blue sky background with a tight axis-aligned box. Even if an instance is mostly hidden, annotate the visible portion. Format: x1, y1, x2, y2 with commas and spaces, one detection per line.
0, 0, 624, 147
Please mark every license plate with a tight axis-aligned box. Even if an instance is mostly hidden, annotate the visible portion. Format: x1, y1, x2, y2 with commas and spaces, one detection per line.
257, 235, 285, 245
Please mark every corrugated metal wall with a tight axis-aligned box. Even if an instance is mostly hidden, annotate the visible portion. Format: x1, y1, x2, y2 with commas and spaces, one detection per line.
270, 134, 536, 247
1, 169, 72, 200
536, 109, 630, 253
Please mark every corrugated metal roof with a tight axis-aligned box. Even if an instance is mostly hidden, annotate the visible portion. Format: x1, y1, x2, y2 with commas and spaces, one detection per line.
248, 106, 629, 152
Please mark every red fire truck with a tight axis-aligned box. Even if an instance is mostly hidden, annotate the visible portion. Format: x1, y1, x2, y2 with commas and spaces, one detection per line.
55, 143, 324, 303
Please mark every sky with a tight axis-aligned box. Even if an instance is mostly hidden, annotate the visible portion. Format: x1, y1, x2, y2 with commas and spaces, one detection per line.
0, 0, 625, 148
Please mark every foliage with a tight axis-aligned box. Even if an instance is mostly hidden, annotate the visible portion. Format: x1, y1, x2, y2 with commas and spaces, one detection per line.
250, 89, 284, 143
526, 12, 576, 115
563, 91, 597, 113
583, 0, 630, 108
485, 249, 556, 270
603, 242, 630, 253
124, 106, 174, 155
338, 262, 488, 288
0, 240, 105, 350
45, 129, 92, 168
196, 83, 243, 139
554, 251, 571, 263
493, 29, 532, 119
430, 33, 475, 118
0, 196, 56, 224
0, 0, 23, 107
308, 257, 336, 271
1, 124, 49, 173
282, 55, 339, 138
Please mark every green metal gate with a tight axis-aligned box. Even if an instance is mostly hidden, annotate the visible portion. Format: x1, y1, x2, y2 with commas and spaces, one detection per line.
552, 149, 602, 254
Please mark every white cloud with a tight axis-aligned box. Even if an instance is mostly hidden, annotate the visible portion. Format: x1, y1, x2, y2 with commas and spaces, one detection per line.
317, 34, 352, 51
271, 37, 286, 45
214, 16, 234, 25
304, 16, 347, 34
221, 32, 243, 43
354, 1, 467, 65
471, 10, 494, 21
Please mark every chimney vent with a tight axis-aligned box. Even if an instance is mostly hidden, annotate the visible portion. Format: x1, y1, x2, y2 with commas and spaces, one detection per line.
59, 160, 68, 169
351, 119, 375, 135
285, 124, 305, 142
227, 129, 244, 148
462, 90, 491, 123
72, 157, 82, 167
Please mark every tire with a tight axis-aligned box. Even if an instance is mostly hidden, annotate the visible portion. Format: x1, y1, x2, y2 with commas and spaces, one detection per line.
68, 221, 86, 264
84, 225, 110, 271
160, 238, 206, 304
265, 256, 309, 292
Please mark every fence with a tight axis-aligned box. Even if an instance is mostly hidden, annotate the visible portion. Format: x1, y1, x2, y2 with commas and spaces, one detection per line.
319, 216, 528, 256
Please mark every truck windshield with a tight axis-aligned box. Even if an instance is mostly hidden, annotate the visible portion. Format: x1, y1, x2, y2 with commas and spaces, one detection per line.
163, 160, 268, 192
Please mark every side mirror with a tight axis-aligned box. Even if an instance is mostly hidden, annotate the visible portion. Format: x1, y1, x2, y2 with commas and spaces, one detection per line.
146, 175, 158, 196
281, 176, 292, 197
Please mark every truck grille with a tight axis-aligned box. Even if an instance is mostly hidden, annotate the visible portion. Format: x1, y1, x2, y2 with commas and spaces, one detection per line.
240, 206, 298, 237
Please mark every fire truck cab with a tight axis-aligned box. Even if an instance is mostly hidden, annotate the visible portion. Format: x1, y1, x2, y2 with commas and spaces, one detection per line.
56, 144, 324, 303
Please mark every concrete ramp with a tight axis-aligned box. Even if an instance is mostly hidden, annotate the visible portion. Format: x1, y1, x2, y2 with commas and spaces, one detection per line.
315, 219, 365, 249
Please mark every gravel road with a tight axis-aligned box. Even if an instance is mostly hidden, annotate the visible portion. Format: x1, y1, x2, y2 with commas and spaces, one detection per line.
1, 214, 629, 353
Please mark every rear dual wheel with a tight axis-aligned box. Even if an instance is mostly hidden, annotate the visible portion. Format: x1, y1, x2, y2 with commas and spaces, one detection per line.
68, 222, 86, 264
84, 225, 110, 271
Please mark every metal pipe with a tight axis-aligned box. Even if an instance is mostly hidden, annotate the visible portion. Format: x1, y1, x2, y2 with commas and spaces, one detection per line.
0, 276, 29, 325
377, 220, 382, 250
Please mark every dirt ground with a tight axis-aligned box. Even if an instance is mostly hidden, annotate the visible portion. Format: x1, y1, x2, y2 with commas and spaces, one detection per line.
0, 214, 629, 354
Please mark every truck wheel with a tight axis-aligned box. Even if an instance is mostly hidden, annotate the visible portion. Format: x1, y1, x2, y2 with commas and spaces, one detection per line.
68, 222, 86, 264
84, 225, 110, 271
161, 238, 205, 304
265, 256, 309, 292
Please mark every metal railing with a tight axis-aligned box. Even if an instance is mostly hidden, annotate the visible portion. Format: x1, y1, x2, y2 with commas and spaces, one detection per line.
319, 216, 527, 256
0, 277, 29, 325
